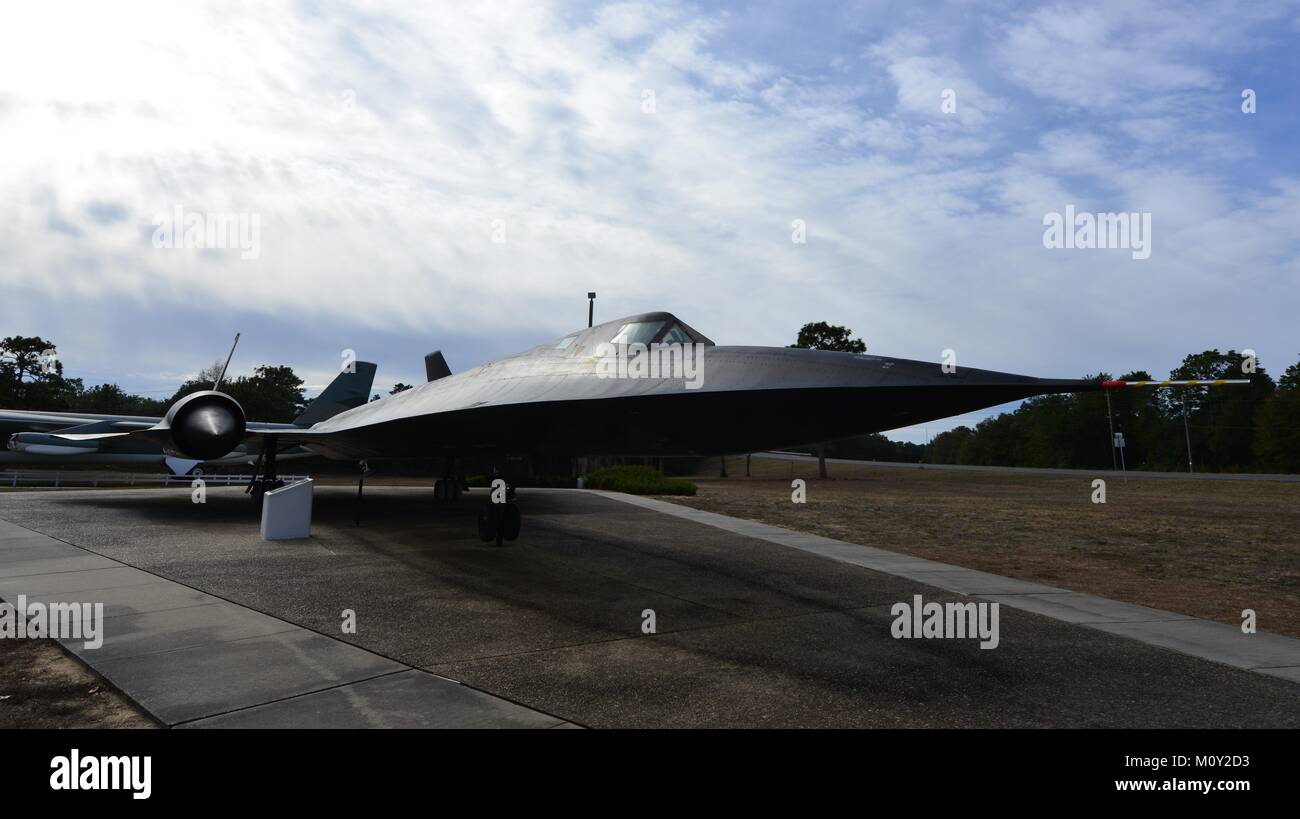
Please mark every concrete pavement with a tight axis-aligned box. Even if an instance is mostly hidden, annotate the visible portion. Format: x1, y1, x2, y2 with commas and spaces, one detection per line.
1, 485, 1297, 727
0, 517, 571, 728
598, 490, 1300, 684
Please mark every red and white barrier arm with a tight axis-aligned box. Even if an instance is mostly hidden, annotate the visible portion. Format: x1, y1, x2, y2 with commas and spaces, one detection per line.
1100, 378, 1252, 389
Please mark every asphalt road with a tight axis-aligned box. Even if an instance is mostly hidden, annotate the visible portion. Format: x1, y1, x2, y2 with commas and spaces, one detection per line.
2, 485, 1297, 727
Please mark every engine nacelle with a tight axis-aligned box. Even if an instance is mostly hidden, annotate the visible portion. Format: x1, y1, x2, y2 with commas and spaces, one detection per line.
8, 432, 101, 454
162, 391, 247, 460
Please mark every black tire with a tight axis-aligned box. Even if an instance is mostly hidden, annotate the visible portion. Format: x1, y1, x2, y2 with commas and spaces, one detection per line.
477, 505, 496, 542
502, 503, 521, 541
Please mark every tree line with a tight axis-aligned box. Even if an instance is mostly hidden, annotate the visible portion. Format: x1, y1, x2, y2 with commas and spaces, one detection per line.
1, 335, 310, 423
924, 351, 1298, 473
788, 323, 1298, 474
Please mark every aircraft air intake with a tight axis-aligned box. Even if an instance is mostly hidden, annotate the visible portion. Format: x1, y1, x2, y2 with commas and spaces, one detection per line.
162, 390, 247, 460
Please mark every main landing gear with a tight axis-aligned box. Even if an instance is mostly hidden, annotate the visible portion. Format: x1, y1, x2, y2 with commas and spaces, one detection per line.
477, 500, 521, 546
431, 461, 517, 546
476, 477, 520, 546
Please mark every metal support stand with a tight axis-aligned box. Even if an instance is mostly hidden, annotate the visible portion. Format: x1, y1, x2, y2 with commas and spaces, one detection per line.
245, 447, 265, 497
355, 460, 368, 527
264, 440, 278, 484
247, 435, 283, 502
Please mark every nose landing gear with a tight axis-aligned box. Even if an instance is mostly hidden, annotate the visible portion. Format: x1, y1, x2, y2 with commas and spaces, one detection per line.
433, 478, 462, 502
434, 459, 466, 502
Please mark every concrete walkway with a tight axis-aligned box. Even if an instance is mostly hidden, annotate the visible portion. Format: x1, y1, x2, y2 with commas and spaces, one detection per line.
597, 491, 1300, 684
0, 519, 572, 728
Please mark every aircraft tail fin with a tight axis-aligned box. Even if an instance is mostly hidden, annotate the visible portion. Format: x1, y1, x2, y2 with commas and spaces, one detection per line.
293, 362, 377, 427
425, 351, 451, 382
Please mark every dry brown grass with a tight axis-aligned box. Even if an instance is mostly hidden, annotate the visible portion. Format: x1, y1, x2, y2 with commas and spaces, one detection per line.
0, 637, 156, 728
663, 457, 1300, 637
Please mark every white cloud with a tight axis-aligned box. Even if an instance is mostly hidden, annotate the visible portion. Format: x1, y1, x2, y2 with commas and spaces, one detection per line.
995, 0, 1292, 112
0, 0, 1296, 411
868, 32, 1004, 128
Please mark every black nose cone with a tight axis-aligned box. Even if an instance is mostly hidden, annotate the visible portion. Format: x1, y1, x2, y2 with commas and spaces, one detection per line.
172, 399, 245, 460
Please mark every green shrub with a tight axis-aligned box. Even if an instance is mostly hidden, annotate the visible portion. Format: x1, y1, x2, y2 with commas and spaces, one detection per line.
584, 465, 697, 496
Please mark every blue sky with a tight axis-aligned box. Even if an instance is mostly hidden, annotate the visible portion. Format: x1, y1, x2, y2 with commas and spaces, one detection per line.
2, 1, 1297, 442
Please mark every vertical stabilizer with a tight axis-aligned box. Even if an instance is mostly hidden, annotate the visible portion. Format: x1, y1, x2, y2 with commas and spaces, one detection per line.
294, 362, 378, 427
425, 351, 451, 382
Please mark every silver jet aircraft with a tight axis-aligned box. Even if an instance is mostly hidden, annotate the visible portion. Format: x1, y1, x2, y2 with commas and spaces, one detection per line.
37, 311, 1118, 543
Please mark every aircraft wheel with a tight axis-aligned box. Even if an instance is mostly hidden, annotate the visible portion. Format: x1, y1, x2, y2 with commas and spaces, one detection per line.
502, 502, 521, 541
477, 505, 496, 542
436, 479, 463, 503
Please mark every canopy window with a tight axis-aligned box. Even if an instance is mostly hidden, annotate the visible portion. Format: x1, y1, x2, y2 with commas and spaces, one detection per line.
609, 321, 662, 346
660, 323, 694, 344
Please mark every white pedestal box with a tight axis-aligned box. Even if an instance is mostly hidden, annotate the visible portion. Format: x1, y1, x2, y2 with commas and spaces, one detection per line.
260, 478, 314, 540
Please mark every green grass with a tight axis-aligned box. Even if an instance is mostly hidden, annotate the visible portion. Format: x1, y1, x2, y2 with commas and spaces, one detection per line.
584, 465, 697, 496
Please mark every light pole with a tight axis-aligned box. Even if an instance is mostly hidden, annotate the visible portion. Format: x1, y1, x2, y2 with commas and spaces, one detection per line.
587, 292, 596, 327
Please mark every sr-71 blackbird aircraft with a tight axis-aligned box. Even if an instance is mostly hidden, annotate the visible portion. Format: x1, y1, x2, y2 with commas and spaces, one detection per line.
28, 311, 1243, 544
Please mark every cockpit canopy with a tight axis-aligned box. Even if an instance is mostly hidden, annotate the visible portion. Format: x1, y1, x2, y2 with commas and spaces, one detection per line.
548, 312, 714, 352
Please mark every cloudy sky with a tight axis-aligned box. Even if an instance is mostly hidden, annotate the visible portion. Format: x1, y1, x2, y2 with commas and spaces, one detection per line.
2, 0, 1297, 442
